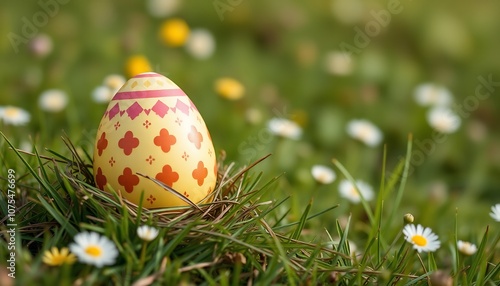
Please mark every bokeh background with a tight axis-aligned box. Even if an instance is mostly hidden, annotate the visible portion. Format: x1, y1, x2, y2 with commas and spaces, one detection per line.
2, 0, 500, 235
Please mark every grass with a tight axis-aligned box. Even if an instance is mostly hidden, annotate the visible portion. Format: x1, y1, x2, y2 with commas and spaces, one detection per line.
1, 132, 499, 285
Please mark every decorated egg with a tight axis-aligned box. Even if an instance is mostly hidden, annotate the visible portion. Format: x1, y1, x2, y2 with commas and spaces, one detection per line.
93, 72, 217, 208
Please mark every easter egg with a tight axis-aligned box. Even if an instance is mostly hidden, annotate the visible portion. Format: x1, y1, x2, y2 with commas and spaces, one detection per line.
93, 72, 217, 209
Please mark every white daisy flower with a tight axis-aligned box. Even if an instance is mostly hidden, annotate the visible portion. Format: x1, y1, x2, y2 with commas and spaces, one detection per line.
39, 89, 68, 112
103, 74, 126, 94
92, 86, 114, 103
490, 204, 500, 222
338, 179, 374, 204
403, 224, 440, 253
186, 29, 216, 60
324, 51, 353, 76
311, 165, 336, 184
427, 107, 461, 133
137, 225, 159, 242
346, 119, 383, 147
414, 83, 453, 107
146, 0, 180, 18
267, 118, 302, 140
457, 240, 477, 256
0, 106, 31, 126
69, 231, 118, 268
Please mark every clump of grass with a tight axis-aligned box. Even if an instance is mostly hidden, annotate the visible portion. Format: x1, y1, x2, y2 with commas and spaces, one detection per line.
1, 132, 499, 285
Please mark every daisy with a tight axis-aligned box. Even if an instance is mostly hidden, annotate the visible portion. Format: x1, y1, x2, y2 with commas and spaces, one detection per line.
159, 18, 190, 47
267, 118, 302, 140
215, 77, 245, 100
403, 224, 440, 253
146, 0, 180, 18
137, 225, 159, 242
324, 51, 353, 76
457, 240, 477, 256
29, 33, 53, 58
338, 179, 374, 204
103, 74, 126, 94
69, 232, 118, 268
39, 89, 68, 112
186, 29, 216, 60
125, 55, 152, 78
490, 204, 500, 222
427, 107, 461, 133
414, 83, 453, 107
0, 106, 31, 126
311, 165, 336, 184
346, 119, 383, 147
42, 247, 76, 266
92, 86, 114, 103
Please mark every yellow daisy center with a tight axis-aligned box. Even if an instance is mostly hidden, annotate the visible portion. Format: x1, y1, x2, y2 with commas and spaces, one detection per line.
85, 245, 102, 257
5, 108, 20, 118
411, 235, 427, 246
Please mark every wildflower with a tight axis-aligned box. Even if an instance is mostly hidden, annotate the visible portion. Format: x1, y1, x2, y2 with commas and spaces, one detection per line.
186, 29, 216, 59
311, 165, 336, 184
457, 240, 477, 256
159, 18, 190, 47
427, 107, 461, 133
338, 179, 374, 204
92, 86, 114, 103
403, 213, 414, 224
490, 204, 500, 222
125, 55, 152, 78
267, 118, 302, 140
42, 247, 76, 266
346, 119, 383, 147
0, 106, 31, 126
137, 225, 159, 242
215, 77, 245, 100
39, 89, 68, 112
146, 0, 180, 18
103, 74, 126, 94
402, 224, 440, 253
324, 51, 353, 76
29, 34, 53, 58
414, 83, 453, 107
69, 231, 118, 268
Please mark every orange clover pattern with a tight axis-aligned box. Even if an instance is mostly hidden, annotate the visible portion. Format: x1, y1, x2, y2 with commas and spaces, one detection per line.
156, 164, 179, 187
96, 132, 108, 156
118, 131, 140, 155
188, 125, 203, 149
154, 128, 176, 153
192, 161, 208, 186
95, 167, 107, 190
118, 167, 139, 193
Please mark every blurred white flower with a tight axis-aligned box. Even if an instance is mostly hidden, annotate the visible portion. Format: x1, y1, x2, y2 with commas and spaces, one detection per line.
92, 86, 113, 103
29, 34, 53, 58
311, 165, 336, 184
414, 83, 453, 107
103, 74, 126, 94
137, 225, 159, 242
346, 119, 383, 147
457, 240, 477, 256
245, 108, 263, 125
338, 179, 374, 204
69, 231, 118, 268
490, 204, 500, 222
186, 29, 216, 60
427, 107, 461, 133
0, 106, 31, 126
324, 51, 353, 76
267, 118, 302, 140
39, 89, 68, 112
146, 0, 180, 18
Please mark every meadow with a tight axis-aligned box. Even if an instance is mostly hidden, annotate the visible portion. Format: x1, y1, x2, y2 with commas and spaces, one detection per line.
1, 0, 500, 285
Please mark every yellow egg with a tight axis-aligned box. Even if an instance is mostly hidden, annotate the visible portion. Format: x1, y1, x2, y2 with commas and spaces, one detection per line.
93, 72, 217, 209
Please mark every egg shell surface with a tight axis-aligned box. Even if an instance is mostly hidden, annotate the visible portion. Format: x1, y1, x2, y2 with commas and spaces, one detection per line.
93, 72, 217, 208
